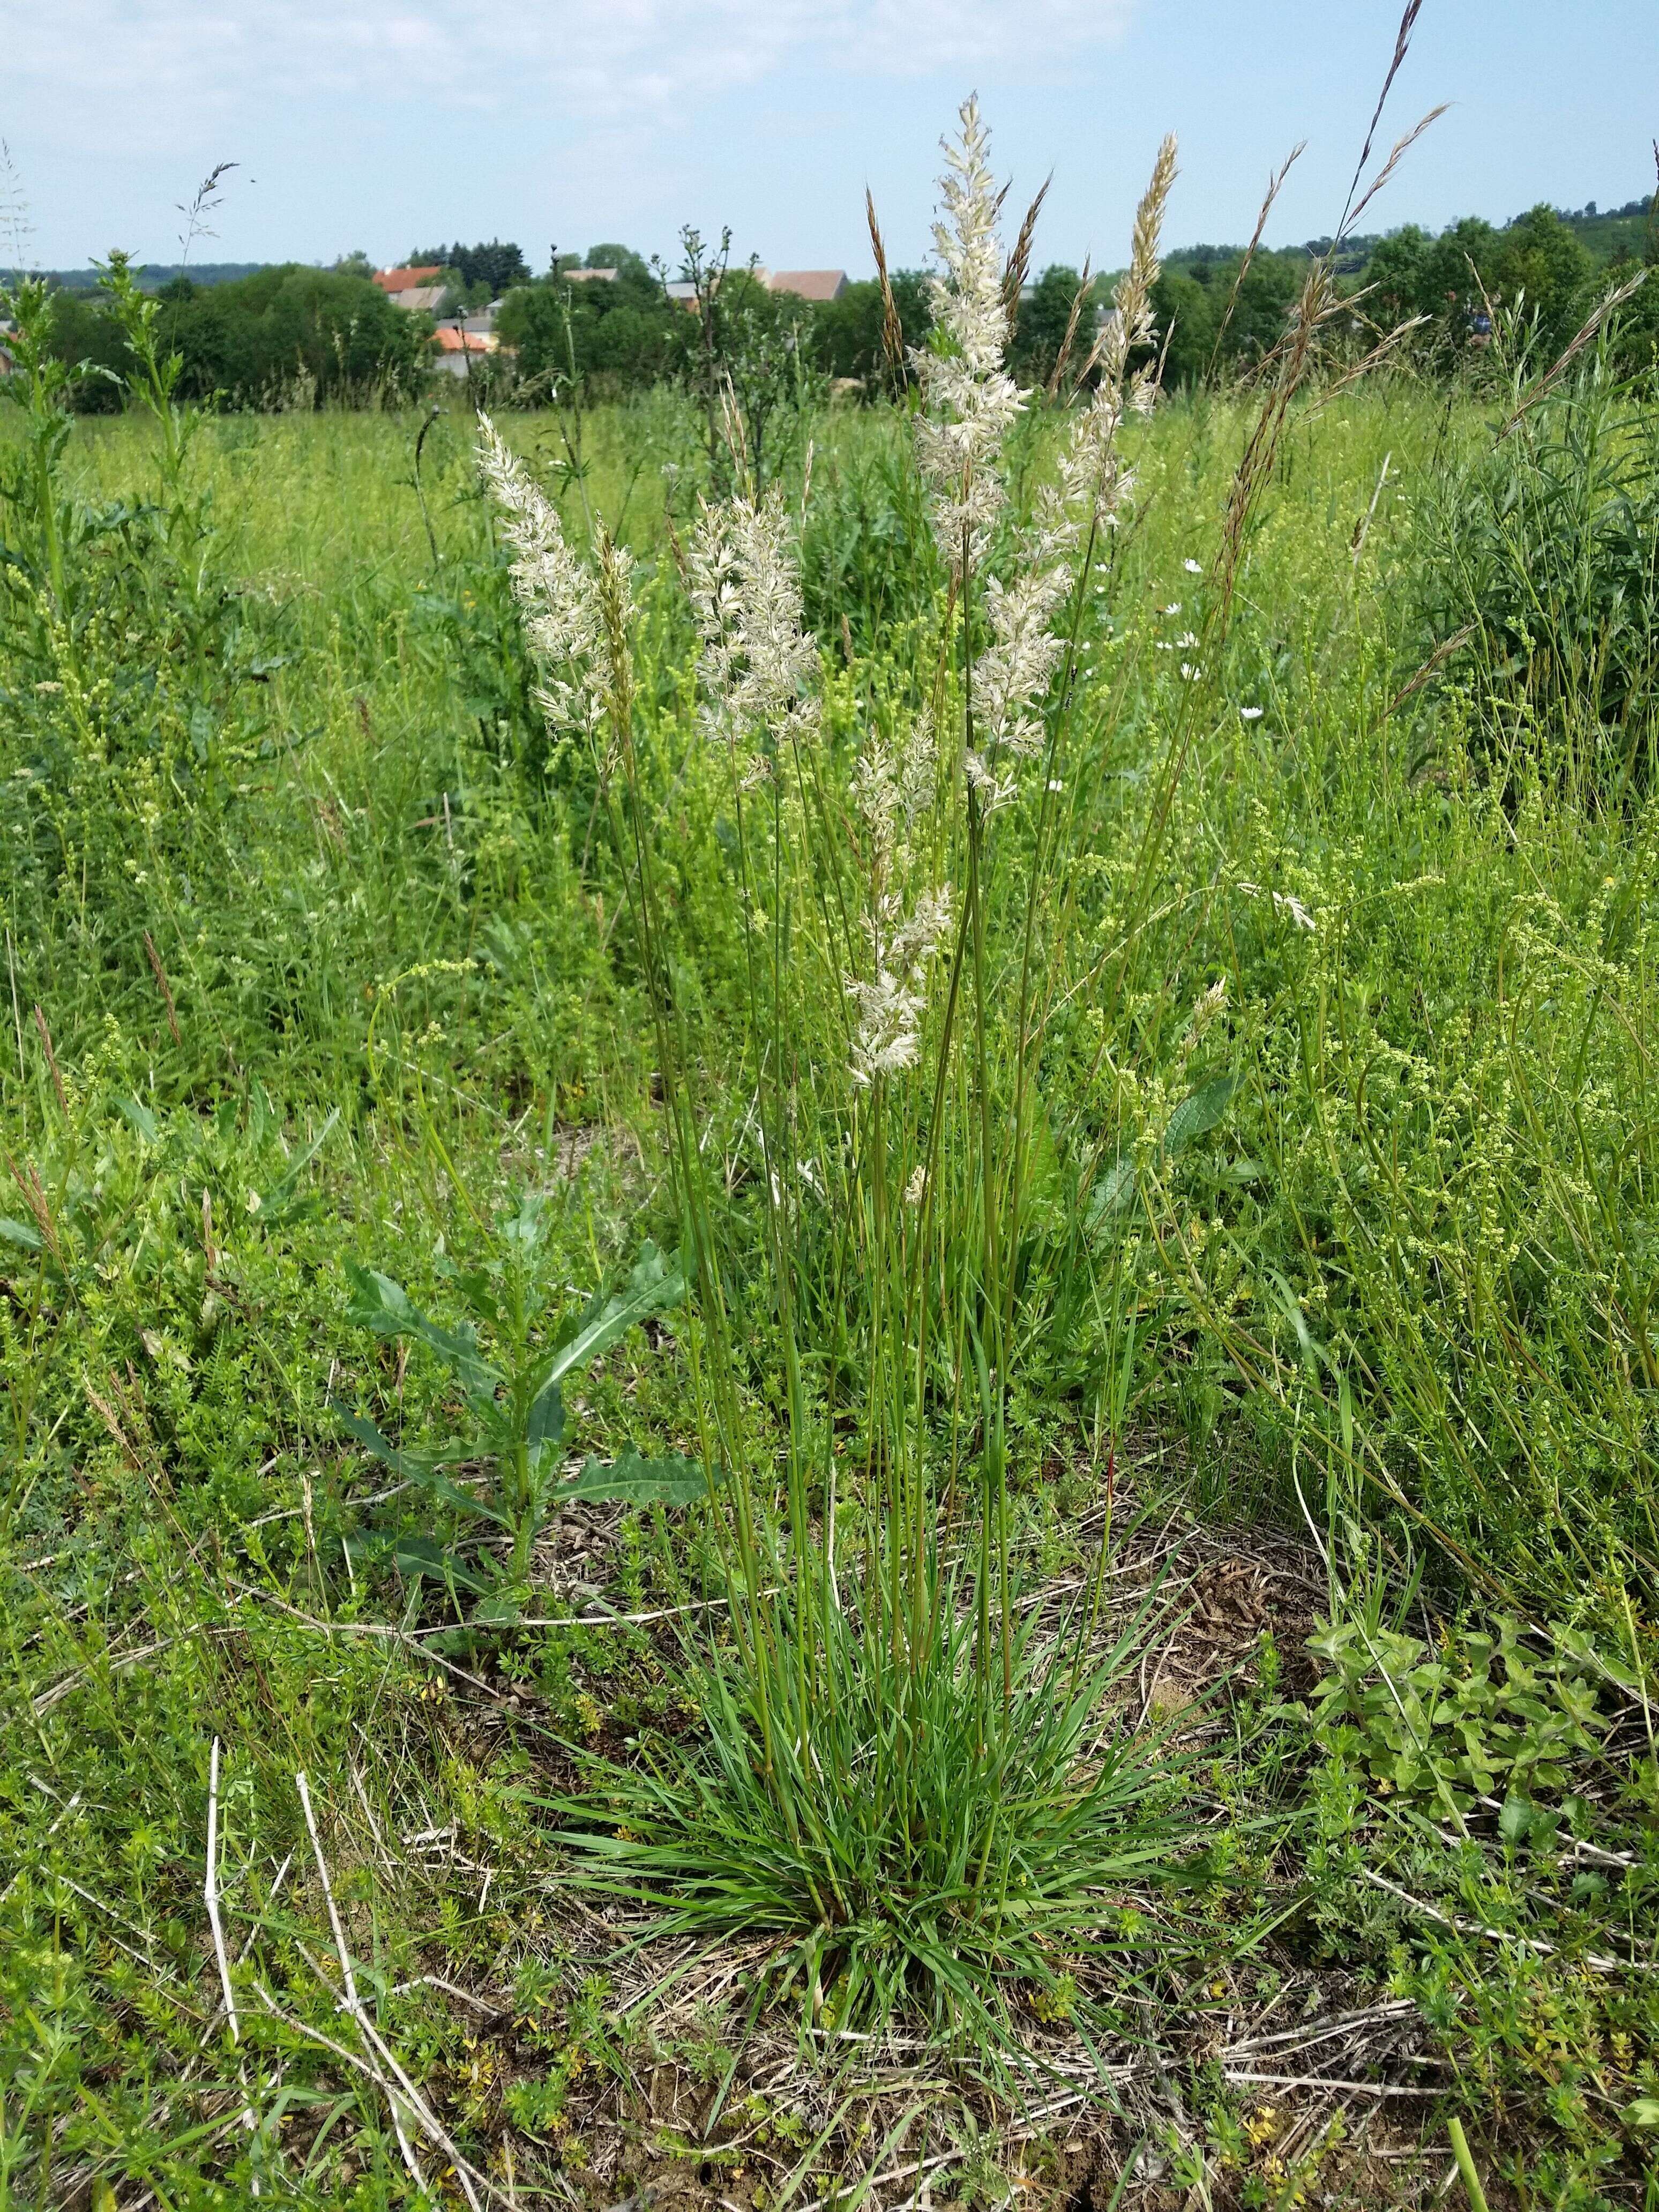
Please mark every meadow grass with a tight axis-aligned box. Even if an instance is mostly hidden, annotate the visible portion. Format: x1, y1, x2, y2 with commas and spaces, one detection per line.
2, 294, 1658, 2208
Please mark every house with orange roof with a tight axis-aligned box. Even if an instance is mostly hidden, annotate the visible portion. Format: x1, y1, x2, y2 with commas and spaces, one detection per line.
375, 265, 447, 313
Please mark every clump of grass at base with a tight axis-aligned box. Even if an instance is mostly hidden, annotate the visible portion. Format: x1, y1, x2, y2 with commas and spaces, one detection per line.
551, 1585, 1184, 2050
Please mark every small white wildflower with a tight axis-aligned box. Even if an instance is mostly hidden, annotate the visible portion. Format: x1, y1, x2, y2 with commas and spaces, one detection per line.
1047, 778, 1064, 791
1179, 662, 1201, 680
1154, 640, 1173, 652
1174, 631, 1198, 648
1161, 602, 1182, 615
1183, 557, 1203, 574
1239, 705, 1264, 720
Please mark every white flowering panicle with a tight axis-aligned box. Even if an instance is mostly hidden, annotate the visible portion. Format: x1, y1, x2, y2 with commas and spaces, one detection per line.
847, 708, 954, 1079
850, 713, 939, 866
963, 133, 1178, 811
687, 487, 820, 778
848, 886, 955, 1084
476, 413, 612, 743
912, 97, 1025, 577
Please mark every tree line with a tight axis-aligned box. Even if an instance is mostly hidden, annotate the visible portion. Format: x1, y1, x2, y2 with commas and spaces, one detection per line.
24, 196, 1658, 414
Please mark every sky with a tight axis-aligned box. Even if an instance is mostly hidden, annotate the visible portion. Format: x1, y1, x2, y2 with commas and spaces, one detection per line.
3, 1, 1656, 278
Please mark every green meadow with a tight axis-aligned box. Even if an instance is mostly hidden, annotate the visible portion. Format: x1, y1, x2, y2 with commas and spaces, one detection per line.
3, 171, 1658, 2210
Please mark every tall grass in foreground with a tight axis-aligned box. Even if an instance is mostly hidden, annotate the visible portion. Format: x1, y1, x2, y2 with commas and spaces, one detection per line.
469, 104, 1209, 2047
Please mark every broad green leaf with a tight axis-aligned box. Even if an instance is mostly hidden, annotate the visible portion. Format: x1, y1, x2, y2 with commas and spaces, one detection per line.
1084, 1155, 1137, 1243
343, 1259, 502, 1400
1265, 1266, 1322, 1382
331, 1403, 511, 1526
1163, 1073, 1240, 1158
527, 1376, 565, 1453
471, 1587, 525, 1627
1498, 1790, 1535, 1845
529, 1241, 685, 1399
114, 1095, 160, 1143
392, 1536, 490, 1594
0, 1216, 42, 1252
563, 1444, 713, 1506
333, 1402, 408, 1472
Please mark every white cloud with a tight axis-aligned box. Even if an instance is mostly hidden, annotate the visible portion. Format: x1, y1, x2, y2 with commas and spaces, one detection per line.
4, 0, 1139, 150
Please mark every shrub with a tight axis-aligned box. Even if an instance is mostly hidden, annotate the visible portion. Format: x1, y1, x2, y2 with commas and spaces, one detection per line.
1414, 334, 1659, 788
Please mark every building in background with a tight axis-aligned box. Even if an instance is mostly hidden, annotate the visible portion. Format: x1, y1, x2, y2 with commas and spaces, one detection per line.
374, 266, 446, 312
430, 324, 507, 377
767, 271, 849, 301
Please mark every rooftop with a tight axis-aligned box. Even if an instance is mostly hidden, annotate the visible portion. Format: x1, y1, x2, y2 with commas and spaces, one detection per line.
373, 265, 443, 294
768, 270, 849, 301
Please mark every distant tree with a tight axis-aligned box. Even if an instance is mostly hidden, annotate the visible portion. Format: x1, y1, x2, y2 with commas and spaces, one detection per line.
809, 272, 932, 385
1147, 264, 1221, 386
1490, 205, 1594, 357
49, 264, 428, 409
412, 240, 530, 296
582, 244, 652, 279
1148, 249, 1302, 385
496, 251, 686, 397
1363, 216, 1500, 361
332, 251, 375, 280
1011, 264, 1088, 384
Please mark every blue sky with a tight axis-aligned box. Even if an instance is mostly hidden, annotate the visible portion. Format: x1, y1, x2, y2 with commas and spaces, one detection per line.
4, 1, 1656, 275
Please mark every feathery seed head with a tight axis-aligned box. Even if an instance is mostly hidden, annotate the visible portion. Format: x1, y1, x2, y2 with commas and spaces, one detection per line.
689, 487, 819, 772
848, 884, 955, 1086
476, 413, 609, 744
913, 97, 1026, 574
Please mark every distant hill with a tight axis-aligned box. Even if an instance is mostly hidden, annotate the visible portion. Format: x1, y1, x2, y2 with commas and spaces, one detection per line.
1552, 196, 1656, 264
31, 262, 273, 292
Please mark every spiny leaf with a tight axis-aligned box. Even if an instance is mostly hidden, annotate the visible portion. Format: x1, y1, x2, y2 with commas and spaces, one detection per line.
391, 1535, 491, 1595
331, 1403, 511, 1526
563, 1444, 713, 1506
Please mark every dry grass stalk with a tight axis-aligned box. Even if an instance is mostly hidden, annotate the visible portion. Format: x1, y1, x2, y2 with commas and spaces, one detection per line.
143, 927, 182, 1044
1044, 255, 1091, 398
296, 1768, 494, 2209
1498, 266, 1649, 438
1340, 0, 1426, 232
205, 1738, 240, 2039
865, 189, 906, 391
1207, 143, 1304, 381
1000, 173, 1051, 317
1344, 104, 1449, 235
31, 1003, 66, 1114
6, 1152, 62, 1265
1384, 622, 1477, 721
